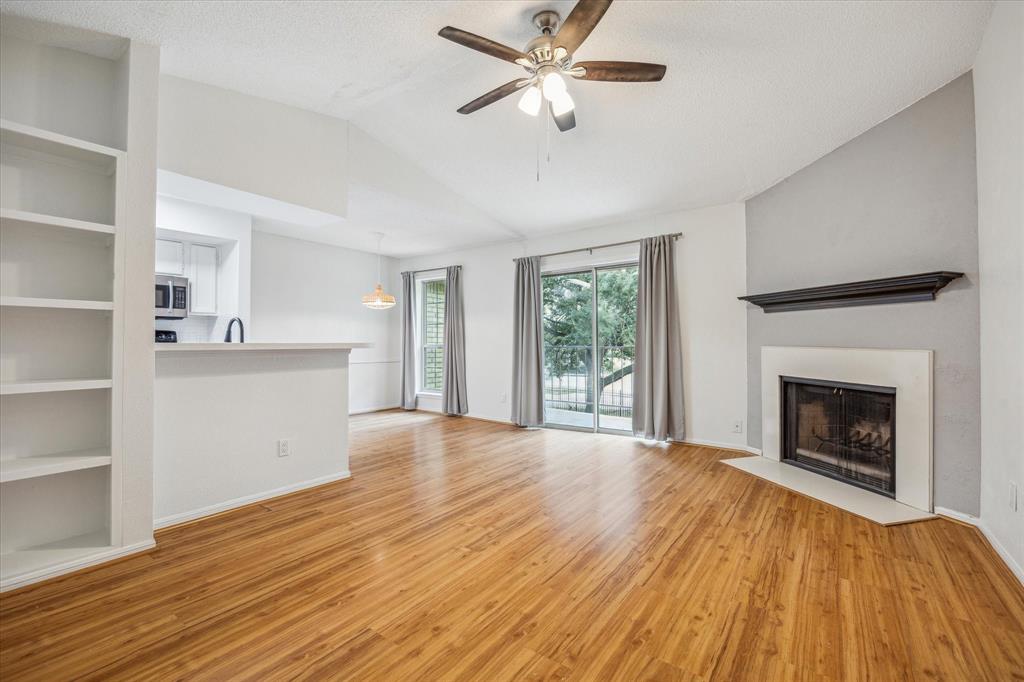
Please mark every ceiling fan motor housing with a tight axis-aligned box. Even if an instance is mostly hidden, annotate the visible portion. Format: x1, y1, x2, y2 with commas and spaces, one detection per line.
526, 11, 571, 68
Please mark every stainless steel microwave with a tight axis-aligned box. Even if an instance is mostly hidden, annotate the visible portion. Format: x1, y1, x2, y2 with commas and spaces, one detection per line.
155, 275, 189, 319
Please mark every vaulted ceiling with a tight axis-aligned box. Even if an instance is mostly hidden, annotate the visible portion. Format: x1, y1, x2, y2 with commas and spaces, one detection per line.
1, 0, 994, 249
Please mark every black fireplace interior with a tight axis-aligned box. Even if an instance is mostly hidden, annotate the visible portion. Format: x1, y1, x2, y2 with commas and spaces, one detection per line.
781, 376, 896, 497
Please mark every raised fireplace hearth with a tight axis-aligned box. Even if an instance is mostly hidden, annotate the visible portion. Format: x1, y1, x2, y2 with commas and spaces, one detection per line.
782, 377, 896, 497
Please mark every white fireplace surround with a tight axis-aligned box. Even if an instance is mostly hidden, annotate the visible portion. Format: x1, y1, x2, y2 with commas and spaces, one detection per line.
760, 346, 934, 512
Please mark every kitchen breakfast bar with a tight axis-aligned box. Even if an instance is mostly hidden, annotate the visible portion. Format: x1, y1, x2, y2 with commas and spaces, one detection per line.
153, 343, 370, 528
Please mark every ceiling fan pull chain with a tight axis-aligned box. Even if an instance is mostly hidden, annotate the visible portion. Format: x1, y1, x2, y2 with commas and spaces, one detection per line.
536, 104, 542, 182
546, 105, 552, 164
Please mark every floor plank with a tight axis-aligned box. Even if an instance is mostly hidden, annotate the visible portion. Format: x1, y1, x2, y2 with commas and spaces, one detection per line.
1, 411, 1022, 680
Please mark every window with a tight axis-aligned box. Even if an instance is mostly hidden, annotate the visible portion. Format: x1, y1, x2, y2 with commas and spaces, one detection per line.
420, 279, 446, 393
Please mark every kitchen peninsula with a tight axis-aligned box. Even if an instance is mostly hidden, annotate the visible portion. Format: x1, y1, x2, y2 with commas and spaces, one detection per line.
154, 342, 369, 527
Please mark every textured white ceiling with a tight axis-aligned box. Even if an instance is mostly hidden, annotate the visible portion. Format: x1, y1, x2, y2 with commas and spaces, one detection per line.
1, 0, 994, 244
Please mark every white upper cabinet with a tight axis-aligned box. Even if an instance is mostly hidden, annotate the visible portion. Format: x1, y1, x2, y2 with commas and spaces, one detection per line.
155, 238, 184, 275
154, 229, 228, 318
189, 243, 218, 315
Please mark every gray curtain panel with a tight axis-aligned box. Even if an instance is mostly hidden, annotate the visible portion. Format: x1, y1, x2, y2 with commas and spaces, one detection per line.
442, 266, 469, 415
511, 256, 545, 427
632, 235, 685, 441
400, 271, 417, 410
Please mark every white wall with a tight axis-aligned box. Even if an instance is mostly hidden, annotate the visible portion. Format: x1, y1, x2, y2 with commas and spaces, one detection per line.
251, 232, 401, 414
973, 0, 1024, 580
155, 76, 513, 258
154, 349, 351, 526
155, 195, 253, 342
399, 203, 748, 449
158, 75, 348, 216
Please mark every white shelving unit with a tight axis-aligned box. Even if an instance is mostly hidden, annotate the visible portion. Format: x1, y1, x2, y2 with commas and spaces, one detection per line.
0, 207, 117, 235
0, 296, 114, 310
0, 118, 121, 173
0, 379, 115, 395
0, 449, 112, 483
0, 29, 130, 589
0, 530, 114, 580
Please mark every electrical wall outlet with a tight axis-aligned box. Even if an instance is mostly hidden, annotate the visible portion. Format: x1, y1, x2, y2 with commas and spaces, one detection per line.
731, 420, 744, 434
500, 392, 508, 404
1011, 482, 1018, 512
277, 439, 290, 458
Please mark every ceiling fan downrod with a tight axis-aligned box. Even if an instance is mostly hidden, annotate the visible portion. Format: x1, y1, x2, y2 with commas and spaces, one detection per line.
533, 10, 560, 35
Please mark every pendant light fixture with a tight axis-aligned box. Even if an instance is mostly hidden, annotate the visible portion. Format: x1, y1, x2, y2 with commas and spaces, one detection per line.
362, 232, 396, 310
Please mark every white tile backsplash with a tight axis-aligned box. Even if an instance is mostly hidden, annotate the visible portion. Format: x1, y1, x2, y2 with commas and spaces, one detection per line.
156, 315, 218, 343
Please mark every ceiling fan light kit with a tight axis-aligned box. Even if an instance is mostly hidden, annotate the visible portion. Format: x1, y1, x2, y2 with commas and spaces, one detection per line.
517, 86, 542, 116
551, 91, 575, 117
541, 71, 567, 100
438, 0, 666, 133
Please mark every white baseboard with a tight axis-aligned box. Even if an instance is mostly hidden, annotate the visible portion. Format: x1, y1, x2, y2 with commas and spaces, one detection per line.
934, 506, 977, 525
684, 437, 759, 455
154, 471, 352, 530
350, 404, 400, 415
394, 410, 761, 451
983, 525, 1024, 585
935, 506, 1024, 585
464, 413, 514, 426
0, 539, 156, 593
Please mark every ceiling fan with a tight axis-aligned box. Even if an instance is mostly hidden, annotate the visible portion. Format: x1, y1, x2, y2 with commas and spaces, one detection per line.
438, 0, 666, 132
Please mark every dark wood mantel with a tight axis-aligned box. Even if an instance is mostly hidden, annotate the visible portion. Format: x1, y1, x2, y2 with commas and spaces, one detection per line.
738, 271, 964, 313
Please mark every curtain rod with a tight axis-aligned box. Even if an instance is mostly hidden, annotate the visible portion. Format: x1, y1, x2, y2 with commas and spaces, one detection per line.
513, 232, 682, 262
400, 265, 459, 276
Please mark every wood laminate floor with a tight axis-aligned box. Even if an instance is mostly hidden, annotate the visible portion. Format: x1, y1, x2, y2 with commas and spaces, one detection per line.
1, 411, 1022, 680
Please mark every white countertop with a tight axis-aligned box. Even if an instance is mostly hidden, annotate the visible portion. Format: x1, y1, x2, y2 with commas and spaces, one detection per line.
155, 342, 371, 352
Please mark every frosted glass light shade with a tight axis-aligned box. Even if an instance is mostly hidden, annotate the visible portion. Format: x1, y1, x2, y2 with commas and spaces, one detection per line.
518, 87, 542, 116
542, 72, 567, 101
551, 91, 575, 116
362, 283, 396, 310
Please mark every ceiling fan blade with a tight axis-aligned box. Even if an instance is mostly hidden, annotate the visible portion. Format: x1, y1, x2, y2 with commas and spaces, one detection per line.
457, 79, 531, 114
553, 0, 613, 55
550, 103, 577, 132
438, 26, 528, 65
572, 61, 667, 82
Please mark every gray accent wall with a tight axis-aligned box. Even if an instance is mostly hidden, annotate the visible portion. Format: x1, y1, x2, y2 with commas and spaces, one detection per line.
744, 73, 981, 515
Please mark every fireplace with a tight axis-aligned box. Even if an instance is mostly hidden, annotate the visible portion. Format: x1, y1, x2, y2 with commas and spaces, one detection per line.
781, 376, 896, 497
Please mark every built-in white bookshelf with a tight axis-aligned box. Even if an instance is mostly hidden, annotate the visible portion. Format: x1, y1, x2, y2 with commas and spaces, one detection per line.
0, 379, 115, 395
0, 297, 114, 310
0, 21, 131, 589
0, 449, 112, 483
0, 530, 114, 579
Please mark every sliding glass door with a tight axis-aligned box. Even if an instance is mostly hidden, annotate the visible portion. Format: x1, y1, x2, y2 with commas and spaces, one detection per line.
542, 270, 594, 428
595, 266, 637, 431
542, 264, 637, 433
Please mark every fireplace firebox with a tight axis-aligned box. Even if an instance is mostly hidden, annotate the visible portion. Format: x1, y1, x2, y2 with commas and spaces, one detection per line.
781, 376, 896, 497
